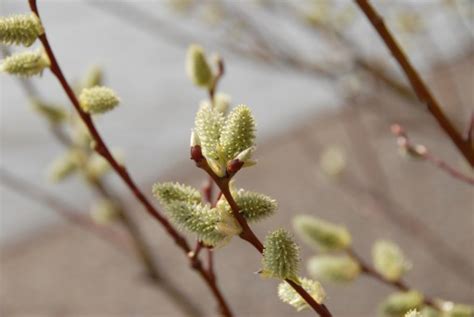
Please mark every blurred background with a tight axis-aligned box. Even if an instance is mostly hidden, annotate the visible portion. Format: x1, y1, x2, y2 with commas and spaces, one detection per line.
0, 0, 473, 316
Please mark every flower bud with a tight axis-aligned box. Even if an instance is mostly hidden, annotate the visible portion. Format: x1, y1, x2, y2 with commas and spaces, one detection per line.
208, 157, 227, 177
234, 146, 257, 167
215, 208, 242, 239
278, 278, 326, 311
194, 103, 224, 161
48, 150, 83, 182
186, 44, 213, 88
165, 201, 227, 247
190, 129, 201, 147
379, 291, 424, 317
31, 99, 67, 124
293, 215, 351, 251
152, 182, 202, 207
1, 49, 49, 77
214, 93, 231, 114
307, 255, 361, 282
0, 13, 43, 47
262, 229, 300, 281
372, 240, 411, 282
218, 189, 277, 222
90, 199, 119, 225
220, 104, 256, 162
82, 65, 103, 88
79, 86, 120, 114
319, 145, 346, 177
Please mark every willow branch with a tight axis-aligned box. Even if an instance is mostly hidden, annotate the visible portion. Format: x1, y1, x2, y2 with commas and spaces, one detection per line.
28, 1, 232, 315
297, 122, 474, 284
0, 168, 204, 317
347, 248, 438, 309
354, 0, 474, 167
391, 124, 474, 186
0, 168, 131, 253
2, 45, 204, 316
191, 147, 333, 317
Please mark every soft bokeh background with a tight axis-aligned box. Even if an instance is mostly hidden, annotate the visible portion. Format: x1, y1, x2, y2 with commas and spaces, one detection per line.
0, 1, 473, 316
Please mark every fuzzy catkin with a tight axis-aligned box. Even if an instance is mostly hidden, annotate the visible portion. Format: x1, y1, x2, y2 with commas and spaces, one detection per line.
293, 215, 351, 251
218, 189, 277, 222
380, 291, 424, 317
79, 86, 120, 114
220, 104, 256, 161
373, 240, 410, 282
165, 201, 225, 246
262, 229, 300, 281
194, 104, 225, 161
1, 49, 49, 77
153, 182, 202, 206
0, 13, 43, 47
186, 44, 213, 88
307, 255, 361, 282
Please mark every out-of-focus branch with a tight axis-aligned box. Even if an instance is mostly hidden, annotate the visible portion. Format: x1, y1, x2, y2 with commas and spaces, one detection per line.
29, 1, 233, 314
280, 2, 417, 103
191, 146, 333, 317
354, 0, 474, 167
0, 168, 204, 317
347, 248, 438, 309
0, 168, 131, 253
391, 124, 474, 186
296, 117, 474, 285
2, 38, 204, 317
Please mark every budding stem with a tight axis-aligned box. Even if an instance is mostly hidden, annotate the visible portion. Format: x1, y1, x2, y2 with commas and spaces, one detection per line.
191, 145, 333, 317
28, 1, 233, 315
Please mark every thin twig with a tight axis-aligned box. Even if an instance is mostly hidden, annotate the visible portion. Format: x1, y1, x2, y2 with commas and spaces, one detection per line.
354, 0, 474, 167
207, 248, 216, 282
209, 57, 225, 108
296, 122, 474, 284
391, 124, 474, 186
86, 0, 421, 104
281, 2, 417, 103
189, 240, 204, 266
347, 248, 438, 309
28, 1, 233, 315
3, 48, 204, 316
0, 168, 204, 317
191, 146, 333, 317
8, 75, 205, 317
0, 168, 131, 253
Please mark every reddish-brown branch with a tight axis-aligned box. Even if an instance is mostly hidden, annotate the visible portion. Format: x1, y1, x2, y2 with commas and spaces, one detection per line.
5, 63, 205, 317
191, 146, 333, 317
347, 248, 437, 309
189, 240, 204, 267
391, 124, 474, 186
29, 1, 233, 315
31, 16, 188, 251
203, 175, 214, 205
207, 248, 216, 282
354, 0, 474, 167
